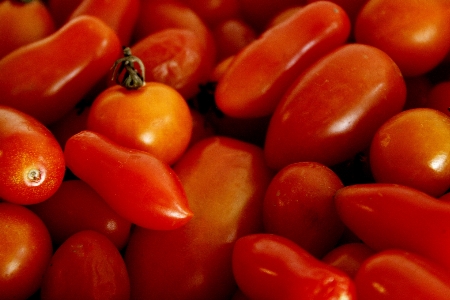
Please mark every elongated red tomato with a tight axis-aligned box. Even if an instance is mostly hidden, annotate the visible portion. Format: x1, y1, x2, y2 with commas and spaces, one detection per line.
215, 1, 351, 118
0, 105, 65, 204
264, 43, 406, 170
0, 15, 122, 125
334, 183, 450, 270
125, 136, 273, 300
232, 233, 357, 300
64, 130, 193, 230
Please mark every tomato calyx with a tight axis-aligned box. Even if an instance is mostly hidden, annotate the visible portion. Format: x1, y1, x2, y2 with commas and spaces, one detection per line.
111, 47, 145, 90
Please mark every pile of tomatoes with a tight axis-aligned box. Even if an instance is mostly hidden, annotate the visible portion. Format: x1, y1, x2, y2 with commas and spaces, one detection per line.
2, 0, 450, 299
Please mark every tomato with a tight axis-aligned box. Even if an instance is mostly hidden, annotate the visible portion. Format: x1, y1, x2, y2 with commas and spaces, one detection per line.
232, 233, 357, 300
264, 6, 304, 29
28, 180, 132, 250
426, 81, 450, 118
0, 15, 122, 125
47, 0, 83, 27
321, 242, 375, 278
187, 108, 215, 148
182, 0, 241, 28
0, 202, 53, 300
124, 136, 273, 299
49, 105, 90, 149
87, 81, 193, 165
215, 1, 351, 118
264, 43, 406, 170
403, 75, 432, 110
355, 249, 450, 299
40, 230, 130, 300
263, 161, 345, 258
307, 0, 369, 26
64, 130, 193, 230
0, 105, 65, 205
0, 0, 55, 59
354, 0, 450, 76
334, 183, 450, 270
369, 108, 450, 197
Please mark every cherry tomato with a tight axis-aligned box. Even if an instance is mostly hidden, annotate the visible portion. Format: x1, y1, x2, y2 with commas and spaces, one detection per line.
64, 130, 193, 230
0, 202, 53, 300
354, 0, 450, 76
264, 43, 406, 170
0, 15, 122, 125
426, 81, 450, 118
215, 1, 351, 118
0, 105, 65, 205
232, 233, 357, 300
369, 108, 450, 197
124, 136, 273, 299
263, 161, 345, 258
40, 230, 130, 300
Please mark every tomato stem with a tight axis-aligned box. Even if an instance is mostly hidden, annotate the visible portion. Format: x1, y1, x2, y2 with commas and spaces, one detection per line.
111, 47, 145, 90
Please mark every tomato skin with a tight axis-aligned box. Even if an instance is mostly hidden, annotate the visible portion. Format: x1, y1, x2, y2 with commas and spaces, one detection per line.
0, 202, 53, 300
264, 43, 406, 170
0, 105, 65, 205
124, 136, 273, 300
334, 183, 450, 270
40, 230, 130, 300
182, 0, 241, 28
426, 81, 450, 118
215, 1, 351, 118
232, 233, 357, 300
354, 0, 450, 76
354, 249, 450, 300
29, 180, 132, 250
87, 82, 193, 165
263, 161, 345, 258
64, 130, 193, 230
48, 0, 83, 27
0, 15, 122, 125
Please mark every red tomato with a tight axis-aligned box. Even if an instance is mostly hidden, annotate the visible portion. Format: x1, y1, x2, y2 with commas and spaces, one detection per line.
182, 0, 241, 28
263, 161, 345, 258
0, 105, 65, 205
49, 105, 90, 149
321, 242, 375, 278
403, 75, 432, 110
426, 81, 450, 118
0, 202, 52, 300
232, 233, 357, 300
369, 108, 450, 197
187, 108, 215, 148
307, 0, 369, 26
264, 6, 304, 29
29, 180, 132, 250
64, 130, 193, 230
264, 43, 406, 170
40, 230, 130, 300
0, 0, 55, 59
355, 249, 450, 300
354, 0, 450, 76
215, 1, 351, 118
87, 82, 193, 165
334, 183, 450, 270
0, 15, 122, 125
124, 136, 273, 299
47, 0, 83, 27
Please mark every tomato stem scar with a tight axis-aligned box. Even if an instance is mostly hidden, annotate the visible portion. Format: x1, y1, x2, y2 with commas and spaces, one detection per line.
27, 168, 41, 182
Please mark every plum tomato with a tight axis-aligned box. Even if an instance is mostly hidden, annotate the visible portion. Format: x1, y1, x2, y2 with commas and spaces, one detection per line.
426, 81, 450, 118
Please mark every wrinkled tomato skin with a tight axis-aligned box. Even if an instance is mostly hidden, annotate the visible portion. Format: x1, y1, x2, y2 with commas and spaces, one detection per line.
40, 230, 130, 300
334, 183, 450, 270
29, 180, 132, 250
0, 203, 53, 300
354, 249, 450, 300
0, 105, 65, 205
125, 136, 273, 300
264, 43, 406, 170
232, 233, 357, 300
0, 15, 122, 125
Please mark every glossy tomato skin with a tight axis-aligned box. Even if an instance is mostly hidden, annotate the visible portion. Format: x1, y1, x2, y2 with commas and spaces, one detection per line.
264, 43, 406, 170
0, 15, 122, 125
369, 108, 450, 197
0, 105, 65, 205
124, 136, 273, 300
87, 82, 193, 165
29, 180, 132, 250
215, 1, 351, 118
354, 0, 450, 76
40, 230, 130, 300
334, 183, 450, 270
354, 249, 450, 300
64, 130, 193, 230
232, 233, 357, 300
0, 203, 53, 300
263, 161, 345, 258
